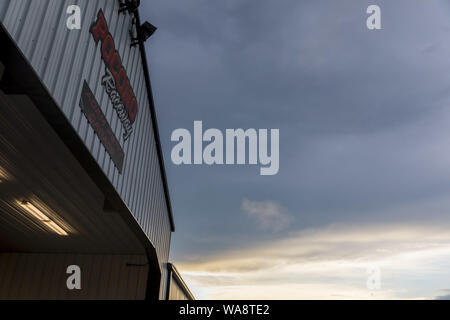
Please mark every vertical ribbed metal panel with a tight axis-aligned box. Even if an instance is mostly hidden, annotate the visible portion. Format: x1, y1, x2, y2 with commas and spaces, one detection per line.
0, 0, 172, 298
166, 264, 194, 300
169, 281, 190, 300
0, 253, 148, 299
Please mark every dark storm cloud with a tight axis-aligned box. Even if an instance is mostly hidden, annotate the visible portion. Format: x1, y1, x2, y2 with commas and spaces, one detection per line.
140, 1, 450, 258
145, 0, 450, 131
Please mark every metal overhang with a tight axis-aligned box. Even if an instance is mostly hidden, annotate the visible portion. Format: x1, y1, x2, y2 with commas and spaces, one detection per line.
0, 22, 163, 298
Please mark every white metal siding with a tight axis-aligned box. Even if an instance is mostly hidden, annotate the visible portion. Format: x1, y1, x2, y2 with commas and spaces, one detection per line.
0, 253, 149, 299
0, 0, 172, 298
169, 280, 191, 300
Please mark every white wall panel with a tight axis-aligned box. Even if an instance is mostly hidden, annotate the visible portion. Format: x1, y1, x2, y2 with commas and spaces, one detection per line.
0, 0, 172, 299
0, 253, 149, 300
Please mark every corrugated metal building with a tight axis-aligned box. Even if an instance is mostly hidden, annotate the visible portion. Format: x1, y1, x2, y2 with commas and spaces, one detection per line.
166, 263, 195, 301
0, 0, 192, 300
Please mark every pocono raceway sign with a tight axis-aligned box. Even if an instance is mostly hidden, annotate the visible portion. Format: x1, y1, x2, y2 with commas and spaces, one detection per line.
79, 9, 140, 174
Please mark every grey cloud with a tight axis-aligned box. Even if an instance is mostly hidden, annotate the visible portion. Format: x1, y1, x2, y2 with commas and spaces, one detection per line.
434, 290, 450, 300
179, 223, 450, 299
241, 198, 292, 232
139, 0, 450, 274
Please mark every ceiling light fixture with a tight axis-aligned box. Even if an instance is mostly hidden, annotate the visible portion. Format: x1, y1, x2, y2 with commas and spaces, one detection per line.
18, 200, 68, 236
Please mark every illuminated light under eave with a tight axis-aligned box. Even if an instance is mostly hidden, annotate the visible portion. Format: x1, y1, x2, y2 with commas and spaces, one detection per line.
0, 168, 8, 182
18, 200, 69, 236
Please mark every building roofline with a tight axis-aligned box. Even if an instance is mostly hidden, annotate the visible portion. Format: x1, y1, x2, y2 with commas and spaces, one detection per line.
136, 11, 175, 232
0, 22, 163, 298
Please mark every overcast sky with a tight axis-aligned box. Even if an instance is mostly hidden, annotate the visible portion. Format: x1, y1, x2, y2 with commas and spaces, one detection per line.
141, 0, 450, 299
